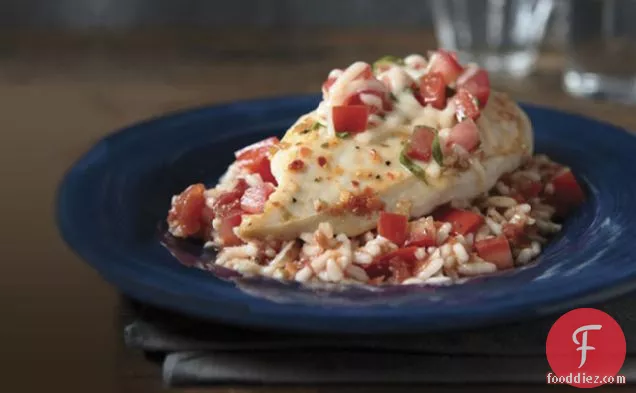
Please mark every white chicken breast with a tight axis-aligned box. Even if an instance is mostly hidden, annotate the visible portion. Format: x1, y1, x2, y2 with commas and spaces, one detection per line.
238, 89, 533, 241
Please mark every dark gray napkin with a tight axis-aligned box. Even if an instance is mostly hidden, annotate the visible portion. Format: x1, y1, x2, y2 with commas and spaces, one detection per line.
123, 294, 636, 387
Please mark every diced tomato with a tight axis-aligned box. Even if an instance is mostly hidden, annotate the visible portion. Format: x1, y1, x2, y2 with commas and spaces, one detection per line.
418, 72, 446, 109
453, 89, 481, 121
406, 217, 438, 247
332, 105, 369, 133
405, 231, 437, 247
234, 136, 279, 161
406, 126, 435, 161
344, 90, 392, 114
446, 119, 480, 153
389, 257, 413, 283
240, 183, 276, 214
167, 183, 207, 237
550, 169, 585, 215
456, 66, 490, 108
212, 179, 248, 211
234, 137, 279, 185
375, 247, 419, 263
433, 207, 484, 235
474, 236, 514, 269
377, 212, 409, 246
216, 202, 244, 246
243, 155, 277, 184
428, 50, 464, 84
364, 247, 419, 279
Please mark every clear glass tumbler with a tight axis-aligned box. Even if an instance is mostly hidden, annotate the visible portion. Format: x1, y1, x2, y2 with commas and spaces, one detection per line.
563, 0, 636, 102
431, 0, 555, 77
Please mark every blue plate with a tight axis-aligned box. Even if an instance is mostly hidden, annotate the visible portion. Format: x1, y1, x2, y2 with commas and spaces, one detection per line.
57, 94, 636, 334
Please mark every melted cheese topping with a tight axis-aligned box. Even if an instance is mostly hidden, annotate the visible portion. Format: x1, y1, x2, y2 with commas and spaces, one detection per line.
238, 55, 533, 240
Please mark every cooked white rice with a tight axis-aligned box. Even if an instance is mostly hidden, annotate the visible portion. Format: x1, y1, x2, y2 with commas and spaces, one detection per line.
186, 154, 567, 286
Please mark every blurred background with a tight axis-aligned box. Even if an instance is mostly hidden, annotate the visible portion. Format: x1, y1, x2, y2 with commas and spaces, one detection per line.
7, 0, 633, 102
0, 0, 562, 30
6, 1, 636, 392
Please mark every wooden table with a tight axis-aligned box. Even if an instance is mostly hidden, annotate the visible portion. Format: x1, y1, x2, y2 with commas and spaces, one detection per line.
2, 30, 634, 393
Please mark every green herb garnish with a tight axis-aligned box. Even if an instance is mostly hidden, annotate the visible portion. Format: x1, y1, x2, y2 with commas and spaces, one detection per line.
336, 132, 351, 139
432, 133, 443, 166
301, 121, 324, 134
320, 142, 329, 149
399, 148, 428, 184
372, 55, 404, 71
389, 92, 397, 102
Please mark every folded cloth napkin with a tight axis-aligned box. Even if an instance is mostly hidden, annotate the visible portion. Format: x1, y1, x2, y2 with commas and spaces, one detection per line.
123, 294, 636, 386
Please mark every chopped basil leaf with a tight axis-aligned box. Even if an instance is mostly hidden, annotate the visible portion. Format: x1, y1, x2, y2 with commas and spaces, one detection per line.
320, 142, 329, 148
336, 132, 350, 139
432, 134, 444, 166
445, 86, 456, 98
372, 55, 405, 71
311, 122, 324, 130
399, 148, 428, 184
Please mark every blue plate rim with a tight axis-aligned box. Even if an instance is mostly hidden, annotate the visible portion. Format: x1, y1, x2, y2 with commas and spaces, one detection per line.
56, 94, 636, 333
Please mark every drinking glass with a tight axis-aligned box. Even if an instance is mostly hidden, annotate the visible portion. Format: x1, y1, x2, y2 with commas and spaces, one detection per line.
563, 0, 636, 102
431, 0, 555, 77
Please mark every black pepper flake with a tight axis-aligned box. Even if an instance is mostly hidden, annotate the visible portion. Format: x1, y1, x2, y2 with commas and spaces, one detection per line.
314, 177, 323, 183
292, 198, 297, 203
375, 174, 381, 180
355, 146, 360, 150
300, 128, 311, 135
385, 160, 392, 166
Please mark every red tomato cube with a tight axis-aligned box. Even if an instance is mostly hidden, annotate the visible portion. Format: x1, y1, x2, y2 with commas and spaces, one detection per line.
456, 66, 490, 108
428, 50, 464, 84
474, 236, 514, 269
377, 212, 409, 246
332, 105, 369, 133
453, 89, 481, 121
406, 126, 436, 161
419, 72, 447, 109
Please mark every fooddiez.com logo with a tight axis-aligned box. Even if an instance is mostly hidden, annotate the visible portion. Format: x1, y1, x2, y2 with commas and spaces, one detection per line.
546, 308, 626, 388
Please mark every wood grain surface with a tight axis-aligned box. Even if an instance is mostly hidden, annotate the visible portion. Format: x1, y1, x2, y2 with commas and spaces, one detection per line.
1, 30, 634, 393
